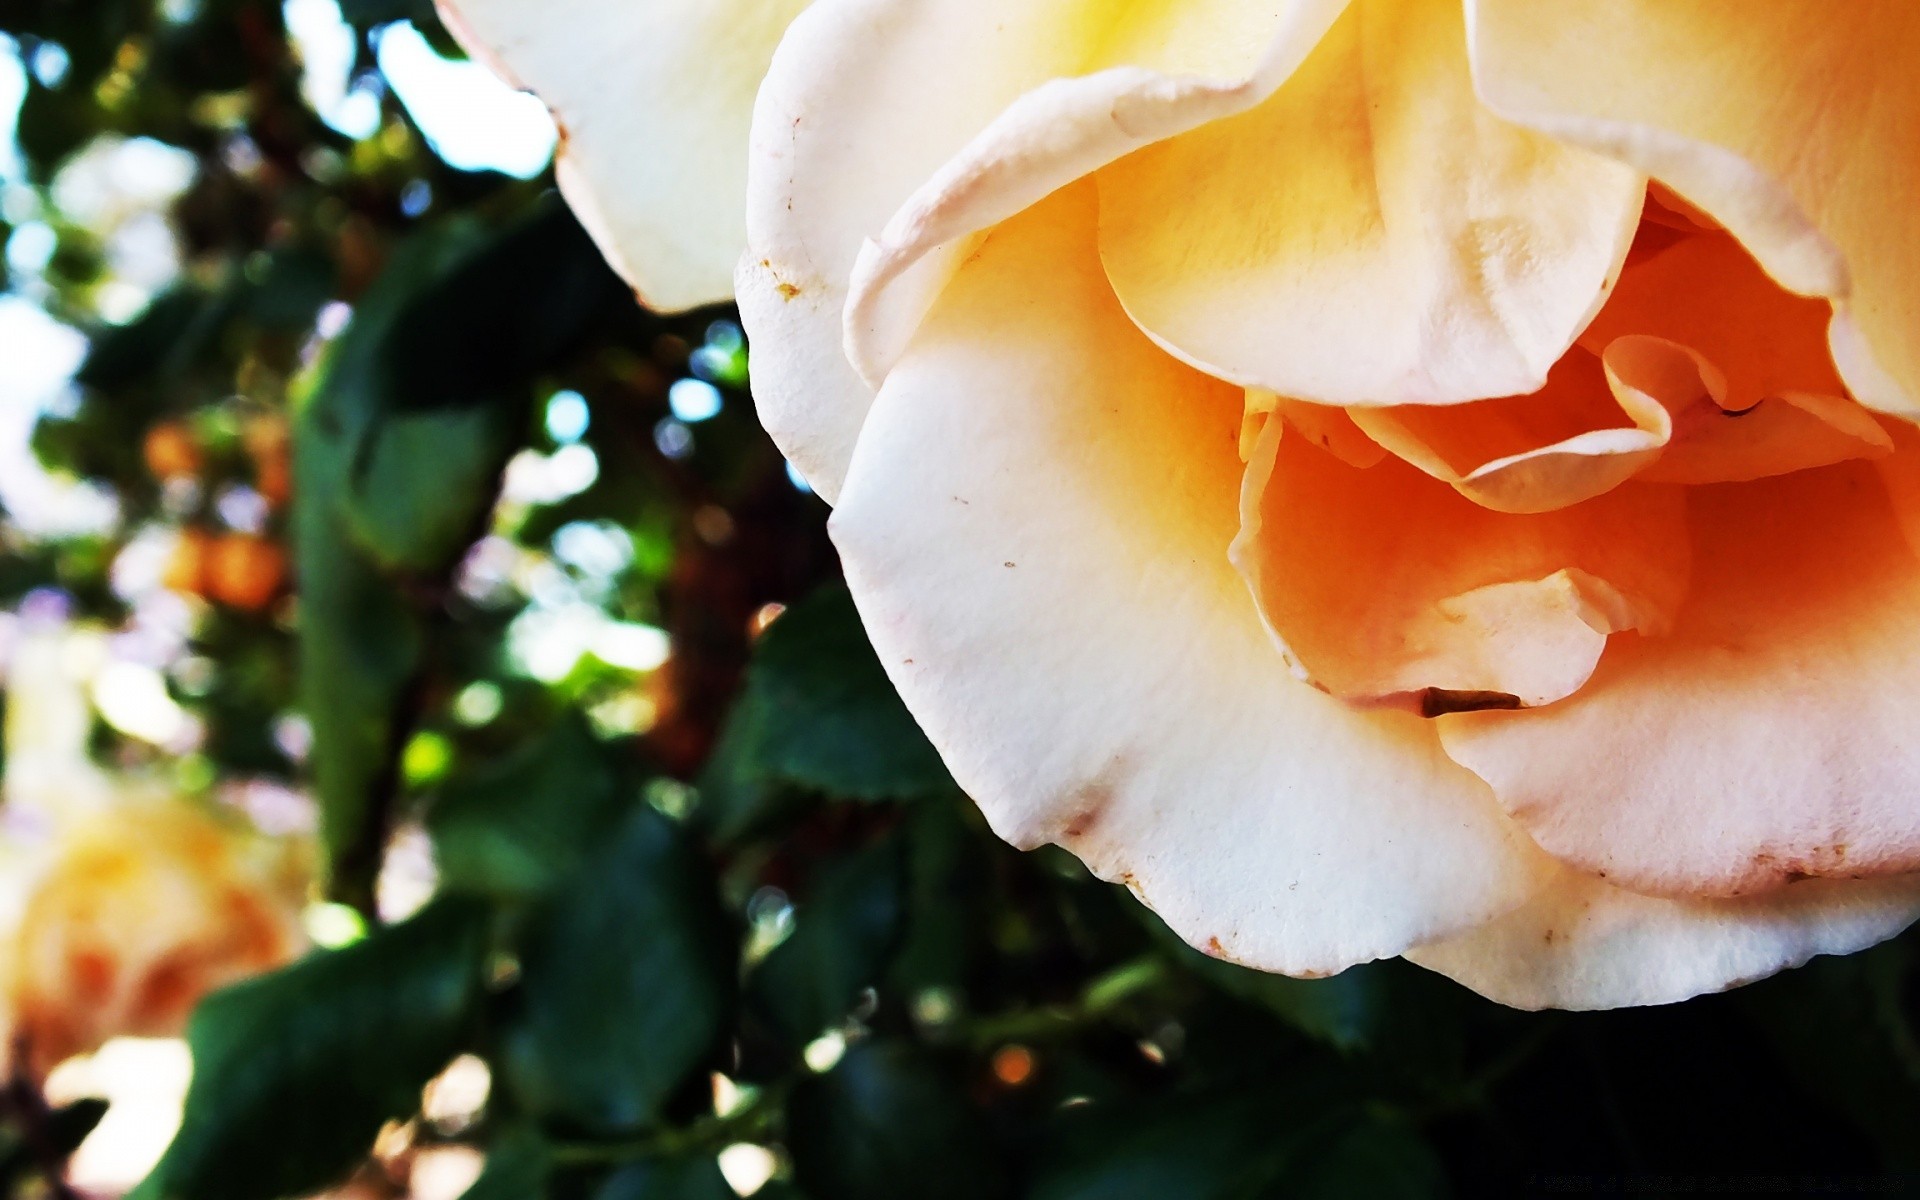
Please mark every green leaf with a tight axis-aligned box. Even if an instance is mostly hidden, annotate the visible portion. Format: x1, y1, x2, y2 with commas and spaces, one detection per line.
1141, 904, 1464, 1068
138, 899, 491, 1200
1190, 958, 1388, 1054
458, 1129, 552, 1200
699, 587, 956, 835
592, 1155, 734, 1200
76, 287, 228, 393
1738, 937, 1920, 1168
293, 218, 488, 890
1032, 1088, 1294, 1200
296, 200, 627, 894
1269, 1116, 1448, 1200
886, 802, 990, 996
1032, 1075, 1385, 1200
786, 1041, 1006, 1200
341, 404, 508, 572
500, 808, 736, 1135
429, 716, 630, 900
749, 838, 906, 1047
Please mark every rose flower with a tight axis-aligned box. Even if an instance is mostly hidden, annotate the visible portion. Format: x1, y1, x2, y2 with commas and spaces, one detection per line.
444, 0, 1920, 1008
1, 625, 308, 1076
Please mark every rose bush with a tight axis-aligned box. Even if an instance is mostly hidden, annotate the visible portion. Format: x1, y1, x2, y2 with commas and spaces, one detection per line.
444, 0, 1920, 1008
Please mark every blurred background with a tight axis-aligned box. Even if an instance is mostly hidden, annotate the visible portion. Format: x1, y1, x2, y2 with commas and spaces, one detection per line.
0, 2, 1917, 1197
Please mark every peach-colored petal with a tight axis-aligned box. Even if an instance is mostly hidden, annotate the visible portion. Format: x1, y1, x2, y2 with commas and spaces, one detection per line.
1097, 0, 1643, 408
1348, 348, 1670, 514
1579, 230, 1848, 411
1235, 422, 1688, 709
1265, 395, 1387, 470
1410, 865, 1920, 1011
437, 0, 808, 311
831, 185, 1549, 976
1440, 460, 1920, 899
1468, 0, 1920, 415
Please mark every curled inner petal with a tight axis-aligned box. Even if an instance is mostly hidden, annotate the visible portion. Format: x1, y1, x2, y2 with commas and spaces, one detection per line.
1580, 229, 1847, 411
1233, 418, 1689, 709
1439, 459, 1920, 899
1349, 348, 1670, 514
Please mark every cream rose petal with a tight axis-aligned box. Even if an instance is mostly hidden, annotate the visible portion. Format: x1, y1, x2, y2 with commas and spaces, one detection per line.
1097, 0, 1644, 408
436, 0, 808, 311
830, 185, 1549, 976
1439, 461, 1920, 900
742, 0, 1289, 498
741, 0, 1072, 500
835, 0, 1352, 398
1410, 866, 1920, 1012
1468, 0, 1920, 416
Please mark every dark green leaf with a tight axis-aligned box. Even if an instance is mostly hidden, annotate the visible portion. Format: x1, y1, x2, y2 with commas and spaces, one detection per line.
1738, 938, 1920, 1168
137, 899, 491, 1200
1032, 1074, 1375, 1200
1143, 904, 1464, 1068
700, 586, 956, 830
297, 201, 624, 889
750, 838, 906, 1046
76, 287, 227, 392
429, 715, 629, 900
886, 801, 989, 996
458, 1128, 552, 1200
592, 1154, 734, 1200
1268, 1116, 1448, 1200
786, 1041, 1005, 1200
501, 808, 735, 1135
293, 218, 487, 885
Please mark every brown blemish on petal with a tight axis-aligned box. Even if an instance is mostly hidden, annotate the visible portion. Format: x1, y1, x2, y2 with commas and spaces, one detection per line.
1204, 936, 1226, 957
1062, 792, 1110, 840
1057, 760, 1131, 845
1419, 688, 1523, 718
1745, 843, 1867, 890
756, 259, 803, 301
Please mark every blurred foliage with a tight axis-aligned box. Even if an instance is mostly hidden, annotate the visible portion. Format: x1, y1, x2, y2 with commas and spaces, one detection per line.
2, 2, 1920, 1199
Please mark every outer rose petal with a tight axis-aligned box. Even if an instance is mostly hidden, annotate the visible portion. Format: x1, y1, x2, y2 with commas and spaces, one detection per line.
1439, 461, 1920, 899
748, 0, 1351, 495
437, 0, 808, 311
830, 185, 1549, 976
744, 0, 1307, 497
1099, 0, 1644, 408
1468, 0, 1920, 415
1409, 866, 1920, 1011
835, 0, 1352, 398
742, 0, 1084, 500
